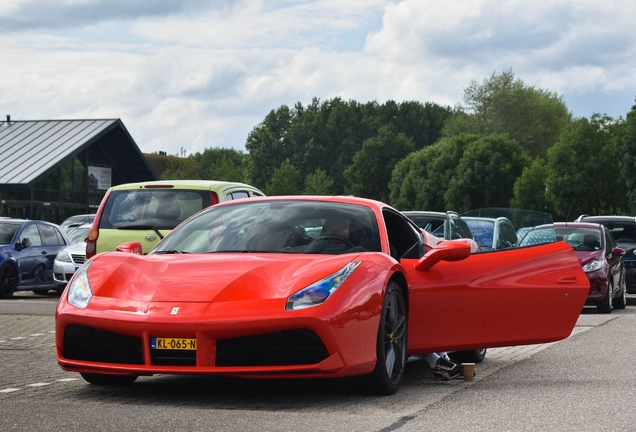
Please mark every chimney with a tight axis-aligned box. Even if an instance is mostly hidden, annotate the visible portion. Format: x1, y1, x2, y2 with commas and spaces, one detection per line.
6, 115, 10, 123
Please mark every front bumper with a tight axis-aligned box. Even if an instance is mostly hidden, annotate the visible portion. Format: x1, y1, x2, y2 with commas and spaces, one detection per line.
56, 297, 380, 379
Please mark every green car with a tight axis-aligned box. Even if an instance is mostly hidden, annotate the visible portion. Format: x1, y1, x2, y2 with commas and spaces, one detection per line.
86, 180, 264, 258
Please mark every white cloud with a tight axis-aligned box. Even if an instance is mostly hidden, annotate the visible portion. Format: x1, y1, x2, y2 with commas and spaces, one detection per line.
1, 0, 635, 157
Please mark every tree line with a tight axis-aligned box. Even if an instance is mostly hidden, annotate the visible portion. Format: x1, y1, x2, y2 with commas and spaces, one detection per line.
159, 69, 636, 221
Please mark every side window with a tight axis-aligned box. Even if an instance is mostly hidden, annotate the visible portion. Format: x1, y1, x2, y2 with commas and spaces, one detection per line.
20, 225, 43, 246
454, 218, 473, 239
251, 191, 265, 197
497, 222, 517, 249
40, 225, 64, 246
227, 191, 250, 201
382, 210, 423, 260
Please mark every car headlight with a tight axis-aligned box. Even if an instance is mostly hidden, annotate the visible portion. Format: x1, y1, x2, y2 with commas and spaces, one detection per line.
67, 261, 93, 309
582, 259, 604, 273
56, 251, 72, 263
286, 262, 361, 311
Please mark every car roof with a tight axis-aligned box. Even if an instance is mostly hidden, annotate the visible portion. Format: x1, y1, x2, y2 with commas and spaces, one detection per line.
576, 215, 636, 224
108, 180, 263, 192
533, 222, 604, 230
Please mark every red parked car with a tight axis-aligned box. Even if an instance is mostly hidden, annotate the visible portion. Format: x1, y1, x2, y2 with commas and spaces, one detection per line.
56, 196, 588, 394
518, 222, 626, 313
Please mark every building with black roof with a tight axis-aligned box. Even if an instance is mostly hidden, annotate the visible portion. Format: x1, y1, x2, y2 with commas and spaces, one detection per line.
0, 116, 157, 223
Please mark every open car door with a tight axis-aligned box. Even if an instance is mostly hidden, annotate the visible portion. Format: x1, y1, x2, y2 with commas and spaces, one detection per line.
401, 208, 589, 355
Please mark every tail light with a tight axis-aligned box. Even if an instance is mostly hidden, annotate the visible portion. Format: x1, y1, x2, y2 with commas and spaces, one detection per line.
211, 191, 220, 205
85, 190, 110, 259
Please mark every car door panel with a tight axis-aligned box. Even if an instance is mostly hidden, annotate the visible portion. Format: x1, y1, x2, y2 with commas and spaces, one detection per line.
403, 241, 589, 354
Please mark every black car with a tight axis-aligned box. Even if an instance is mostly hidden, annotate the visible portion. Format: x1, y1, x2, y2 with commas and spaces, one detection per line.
575, 215, 636, 293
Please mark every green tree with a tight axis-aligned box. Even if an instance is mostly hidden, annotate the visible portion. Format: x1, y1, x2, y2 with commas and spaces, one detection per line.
345, 125, 415, 202
389, 134, 477, 211
205, 156, 244, 182
304, 168, 334, 195
192, 147, 246, 181
265, 159, 302, 196
160, 157, 202, 180
547, 116, 625, 219
510, 158, 555, 213
617, 103, 636, 212
445, 134, 531, 212
443, 69, 572, 158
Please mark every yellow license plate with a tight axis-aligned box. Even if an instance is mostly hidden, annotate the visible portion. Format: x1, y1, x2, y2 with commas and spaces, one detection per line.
151, 338, 196, 350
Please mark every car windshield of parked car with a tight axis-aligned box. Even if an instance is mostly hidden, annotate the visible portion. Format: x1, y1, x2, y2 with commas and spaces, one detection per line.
67, 226, 90, 244
462, 208, 556, 252
519, 226, 602, 251
100, 190, 212, 230
0, 222, 20, 244
463, 219, 494, 249
152, 200, 382, 255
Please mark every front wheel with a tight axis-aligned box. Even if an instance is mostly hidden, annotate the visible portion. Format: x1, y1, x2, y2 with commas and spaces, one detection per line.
0, 263, 18, 299
597, 281, 613, 314
80, 373, 138, 385
366, 282, 407, 395
614, 274, 627, 310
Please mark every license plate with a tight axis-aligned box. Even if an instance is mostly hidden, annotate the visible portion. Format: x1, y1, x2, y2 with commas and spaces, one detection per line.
151, 337, 196, 350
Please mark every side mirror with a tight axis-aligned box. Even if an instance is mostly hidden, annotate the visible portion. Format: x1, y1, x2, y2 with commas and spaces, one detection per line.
415, 240, 471, 272
17, 238, 31, 250
116, 241, 143, 255
612, 247, 625, 256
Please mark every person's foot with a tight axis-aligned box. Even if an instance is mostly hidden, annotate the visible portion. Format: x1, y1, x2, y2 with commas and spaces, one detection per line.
431, 356, 463, 380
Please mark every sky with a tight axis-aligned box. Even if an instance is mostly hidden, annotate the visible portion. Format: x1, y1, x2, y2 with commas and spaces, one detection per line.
1, 0, 635, 156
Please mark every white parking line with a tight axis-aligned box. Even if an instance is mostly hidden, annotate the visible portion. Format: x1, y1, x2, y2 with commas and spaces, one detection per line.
0, 388, 21, 393
26, 383, 51, 387
30, 333, 45, 336
10, 337, 26, 340
56, 378, 79, 382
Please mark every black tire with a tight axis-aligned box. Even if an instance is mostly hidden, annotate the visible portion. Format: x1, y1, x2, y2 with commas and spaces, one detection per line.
597, 281, 613, 314
0, 263, 18, 299
80, 373, 138, 385
366, 282, 407, 395
449, 348, 487, 364
614, 275, 627, 310
32, 289, 50, 295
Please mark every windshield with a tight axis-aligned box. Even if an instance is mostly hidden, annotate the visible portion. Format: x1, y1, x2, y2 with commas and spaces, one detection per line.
0, 222, 20, 244
67, 226, 90, 244
518, 226, 601, 251
152, 200, 381, 255
100, 189, 211, 230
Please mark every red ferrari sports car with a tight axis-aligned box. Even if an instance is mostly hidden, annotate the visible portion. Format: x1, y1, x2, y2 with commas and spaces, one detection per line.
56, 196, 589, 395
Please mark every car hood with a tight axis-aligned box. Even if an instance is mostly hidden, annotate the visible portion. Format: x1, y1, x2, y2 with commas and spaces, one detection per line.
574, 250, 604, 266
87, 252, 364, 303
62, 242, 87, 254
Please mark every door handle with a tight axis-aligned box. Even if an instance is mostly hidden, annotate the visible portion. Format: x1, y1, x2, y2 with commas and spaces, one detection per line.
557, 276, 577, 284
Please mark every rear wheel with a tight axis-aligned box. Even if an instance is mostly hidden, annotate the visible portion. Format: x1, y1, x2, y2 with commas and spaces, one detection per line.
366, 282, 407, 395
597, 281, 613, 314
80, 373, 138, 385
0, 264, 18, 299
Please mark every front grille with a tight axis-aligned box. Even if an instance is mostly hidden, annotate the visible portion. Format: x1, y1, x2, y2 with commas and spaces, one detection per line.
216, 329, 329, 367
150, 349, 196, 366
65, 273, 75, 281
63, 325, 144, 364
71, 254, 86, 265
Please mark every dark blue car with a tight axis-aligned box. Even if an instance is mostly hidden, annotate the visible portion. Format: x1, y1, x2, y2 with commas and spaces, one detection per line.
0, 218, 70, 298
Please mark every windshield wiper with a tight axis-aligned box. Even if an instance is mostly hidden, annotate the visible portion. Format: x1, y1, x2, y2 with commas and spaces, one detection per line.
115, 223, 164, 240
153, 249, 188, 254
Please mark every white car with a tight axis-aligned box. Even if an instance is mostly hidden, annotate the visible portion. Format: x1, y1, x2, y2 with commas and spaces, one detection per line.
53, 224, 90, 292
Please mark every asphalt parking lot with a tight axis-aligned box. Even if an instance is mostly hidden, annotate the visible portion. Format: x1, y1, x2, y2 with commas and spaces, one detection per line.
2, 292, 636, 431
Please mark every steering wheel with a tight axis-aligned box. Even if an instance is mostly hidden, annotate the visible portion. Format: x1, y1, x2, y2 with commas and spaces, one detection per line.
304, 235, 355, 253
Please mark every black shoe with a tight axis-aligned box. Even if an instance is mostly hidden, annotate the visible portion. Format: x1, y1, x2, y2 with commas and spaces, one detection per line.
431, 357, 464, 380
